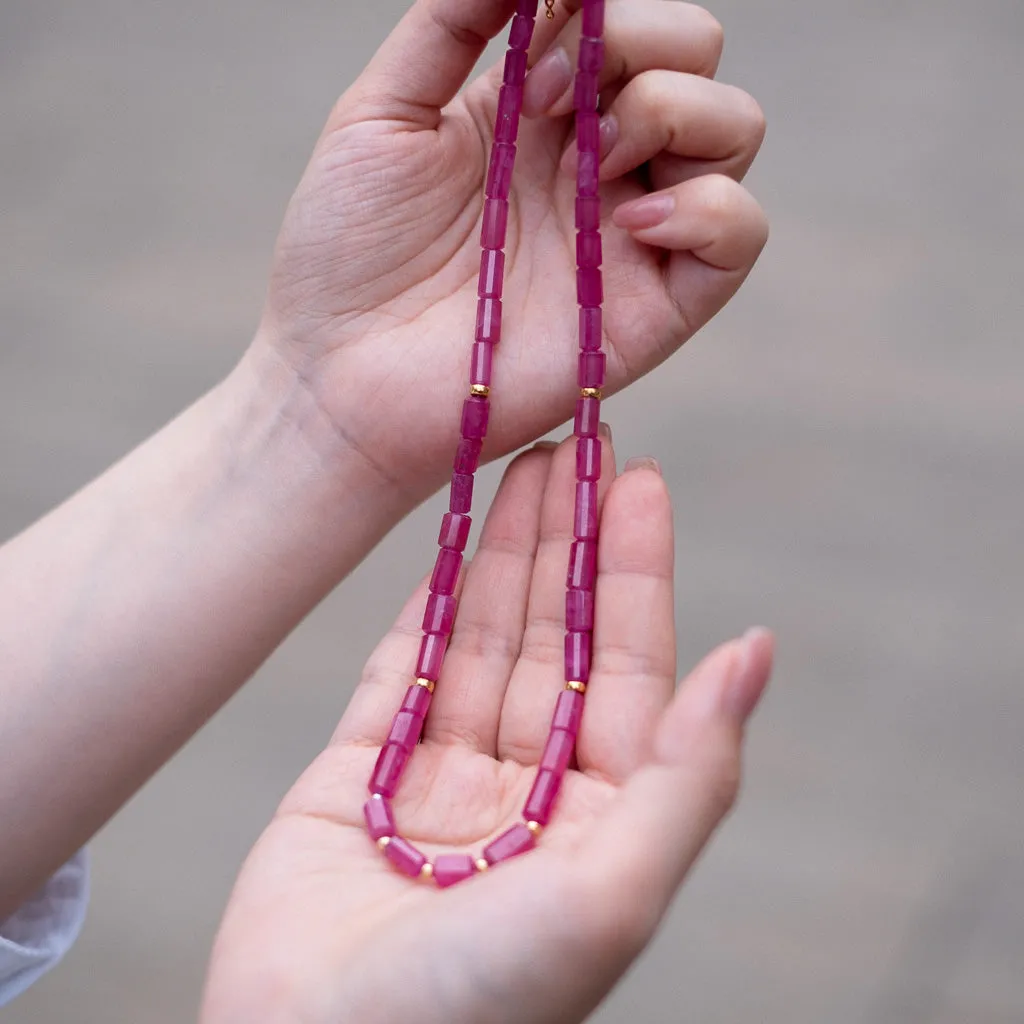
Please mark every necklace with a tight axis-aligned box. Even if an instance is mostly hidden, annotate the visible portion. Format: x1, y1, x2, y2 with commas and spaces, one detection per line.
365, 0, 607, 886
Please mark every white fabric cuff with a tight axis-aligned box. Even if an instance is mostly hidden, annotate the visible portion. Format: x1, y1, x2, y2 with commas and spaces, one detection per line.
0, 849, 89, 1007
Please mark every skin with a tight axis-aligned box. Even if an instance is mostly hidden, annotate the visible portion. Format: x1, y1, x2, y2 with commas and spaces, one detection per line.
1, 0, 770, 1012
201, 438, 774, 1024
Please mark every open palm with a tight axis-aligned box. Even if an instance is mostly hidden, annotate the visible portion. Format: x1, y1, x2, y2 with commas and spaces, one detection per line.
258, 0, 766, 496
201, 436, 773, 1024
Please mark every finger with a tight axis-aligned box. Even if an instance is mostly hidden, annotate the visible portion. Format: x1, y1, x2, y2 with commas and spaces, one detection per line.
523, 1, 724, 119
332, 574, 440, 747
497, 427, 616, 763
426, 444, 556, 753
580, 628, 774, 932
334, 0, 518, 129
560, 73, 766, 186
612, 173, 769, 331
576, 459, 676, 785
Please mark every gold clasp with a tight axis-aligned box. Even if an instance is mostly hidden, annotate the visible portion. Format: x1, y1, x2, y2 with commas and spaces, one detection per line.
545, 0, 556, 19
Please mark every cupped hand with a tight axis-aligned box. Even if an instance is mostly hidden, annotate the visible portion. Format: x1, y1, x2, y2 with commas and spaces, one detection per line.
256, 0, 767, 498
201, 435, 773, 1024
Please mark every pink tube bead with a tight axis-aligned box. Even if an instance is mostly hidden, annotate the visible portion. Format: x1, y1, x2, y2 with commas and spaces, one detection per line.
577, 267, 603, 306
576, 436, 601, 481
461, 396, 490, 439
509, 14, 534, 50
574, 396, 601, 437
495, 85, 523, 143
540, 727, 575, 774
433, 853, 478, 888
523, 768, 562, 825
388, 709, 424, 751
566, 586, 595, 630
438, 512, 471, 552
574, 481, 599, 540
370, 742, 408, 797
573, 71, 599, 113
504, 49, 528, 86
579, 37, 605, 74
483, 823, 535, 865
578, 351, 606, 389
582, 0, 605, 36
385, 836, 427, 878
577, 230, 602, 268
552, 689, 585, 734
575, 196, 601, 230
486, 143, 516, 200
422, 592, 457, 635
565, 630, 592, 682
401, 684, 432, 718
471, 341, 493, 388
576, 111, 600, 154
577, 149, 599, 197
478, 249, 505, 299
579, 307, 602, 351
450, 473, 474, 513
566, 540, 597, 590
516, 0, 539, 16
416, 633, 446, 681
363, 795, 396, 840
454, 437, 483, 474
481, 199, 509, 249
475, 296, 502, 343
430, 547, 462, 595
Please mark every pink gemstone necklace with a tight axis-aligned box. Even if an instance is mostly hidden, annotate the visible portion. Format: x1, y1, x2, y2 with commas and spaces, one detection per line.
364, 0, 607, 887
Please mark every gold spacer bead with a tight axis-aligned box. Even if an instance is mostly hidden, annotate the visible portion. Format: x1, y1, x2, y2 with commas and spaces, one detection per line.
565, 680, 587, 694
415, 677, 436, 693
470, 384, 490, 398
377, 836, 392, 850
420, 862, 434, 881
526, 820, 543, 837
475, 858, 489, 872
580, 387, 602, 400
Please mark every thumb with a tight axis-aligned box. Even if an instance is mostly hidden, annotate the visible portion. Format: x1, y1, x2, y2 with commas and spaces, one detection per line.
334, 0, 524, 130
580, 629, 774, 936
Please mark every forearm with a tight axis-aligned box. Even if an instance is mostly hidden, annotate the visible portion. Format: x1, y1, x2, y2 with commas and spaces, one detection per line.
0, 339, 408, 918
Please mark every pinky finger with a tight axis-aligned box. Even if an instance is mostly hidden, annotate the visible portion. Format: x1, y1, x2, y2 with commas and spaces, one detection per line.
612, 174, 768, 330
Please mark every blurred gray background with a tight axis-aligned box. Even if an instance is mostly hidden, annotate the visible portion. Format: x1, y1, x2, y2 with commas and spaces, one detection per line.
3, 1, 1023, 1021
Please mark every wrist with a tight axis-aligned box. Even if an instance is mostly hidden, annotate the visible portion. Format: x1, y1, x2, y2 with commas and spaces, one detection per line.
226, 328, 414, 577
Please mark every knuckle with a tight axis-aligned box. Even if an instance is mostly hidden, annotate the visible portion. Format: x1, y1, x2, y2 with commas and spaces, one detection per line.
690, 6, 725, 74
733, 88, 767, 149
694, 172, 749, 221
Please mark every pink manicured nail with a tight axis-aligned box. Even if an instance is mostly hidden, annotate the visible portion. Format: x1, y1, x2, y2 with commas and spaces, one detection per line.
624, 456, 660, 474
722, 627, 774, 723
613, 194, 675, 231
522, 47, 573, 118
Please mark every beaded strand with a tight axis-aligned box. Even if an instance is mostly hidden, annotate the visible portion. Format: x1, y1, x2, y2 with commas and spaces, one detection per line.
364, 0, 607, 886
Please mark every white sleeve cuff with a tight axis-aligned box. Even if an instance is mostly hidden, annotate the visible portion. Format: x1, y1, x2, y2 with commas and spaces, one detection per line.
0, 849, 89, 1007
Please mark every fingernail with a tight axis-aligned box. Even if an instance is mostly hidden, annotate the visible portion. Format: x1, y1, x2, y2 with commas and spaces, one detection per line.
598, 421, 612, 441
721, 627, 774, 723
624, 456, 660, 474
613, 193, 675, 231
560, 114, 619, 176
522, 47, 573, 118
532, 439, 559, 451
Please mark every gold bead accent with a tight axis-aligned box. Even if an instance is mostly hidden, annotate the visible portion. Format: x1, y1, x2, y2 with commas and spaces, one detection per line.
377, 836, 392, 850
415, 677, 436, 693
420, 862, 434, 881
580, 387, 602, 400
470, 384, 490, 398
566, 680, 587, 694
475, 858, 489, 872
526, 820, 543, 837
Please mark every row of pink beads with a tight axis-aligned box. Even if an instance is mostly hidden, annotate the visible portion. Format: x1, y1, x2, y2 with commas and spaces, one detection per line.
364, 0, 606, 888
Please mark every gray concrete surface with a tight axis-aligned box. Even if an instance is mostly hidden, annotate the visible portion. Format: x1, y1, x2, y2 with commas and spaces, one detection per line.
2, 1, 1023, 1021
